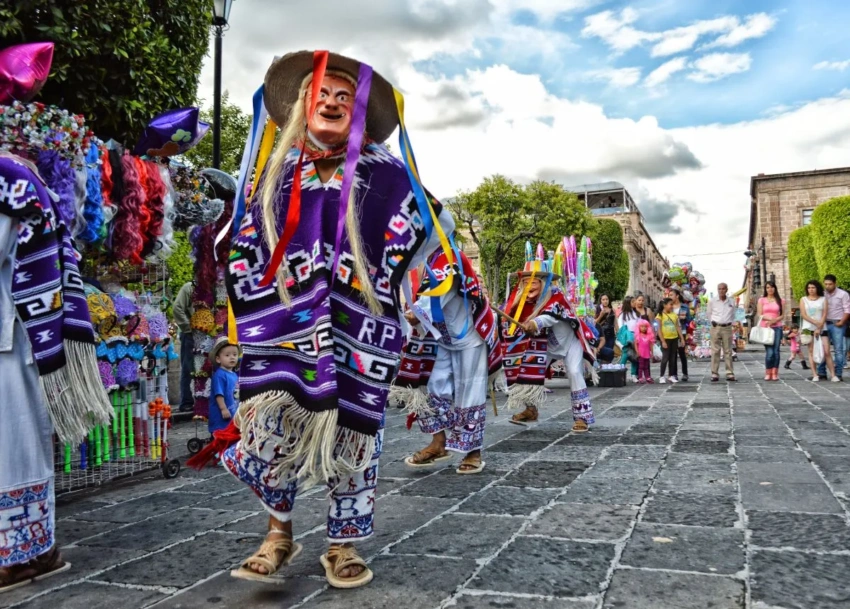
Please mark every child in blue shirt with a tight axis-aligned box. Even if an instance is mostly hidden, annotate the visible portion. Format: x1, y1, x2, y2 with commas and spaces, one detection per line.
208, 337, 241, 435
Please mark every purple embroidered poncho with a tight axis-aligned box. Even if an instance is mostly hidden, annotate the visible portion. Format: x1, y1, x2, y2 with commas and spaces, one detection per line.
226, 143, 452, 480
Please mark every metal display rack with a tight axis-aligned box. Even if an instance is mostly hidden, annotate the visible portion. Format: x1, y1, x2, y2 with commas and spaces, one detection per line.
54, 260, 180, 493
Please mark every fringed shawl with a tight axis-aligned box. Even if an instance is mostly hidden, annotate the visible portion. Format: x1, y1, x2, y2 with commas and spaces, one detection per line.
0, 154, 112, 443
501, 286, 596, 411
392, 250, 502, 417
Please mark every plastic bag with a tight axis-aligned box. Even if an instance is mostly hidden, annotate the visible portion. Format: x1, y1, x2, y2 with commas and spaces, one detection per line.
813, 336, 825, 364
652, 343, 662, 363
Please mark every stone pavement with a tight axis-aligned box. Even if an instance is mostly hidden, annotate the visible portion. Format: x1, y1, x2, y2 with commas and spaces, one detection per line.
3, 350, 850, 609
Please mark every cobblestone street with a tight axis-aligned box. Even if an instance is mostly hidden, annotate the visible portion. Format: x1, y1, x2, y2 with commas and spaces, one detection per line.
3, 350, 850, 609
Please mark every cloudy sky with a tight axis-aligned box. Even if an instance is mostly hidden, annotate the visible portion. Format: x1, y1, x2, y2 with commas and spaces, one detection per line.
199, 0, 850, 292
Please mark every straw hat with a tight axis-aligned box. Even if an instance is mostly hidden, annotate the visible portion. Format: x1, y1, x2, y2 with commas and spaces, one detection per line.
263, 51, 398, 143
516, 260, 561, 282
209, 336, 242, 364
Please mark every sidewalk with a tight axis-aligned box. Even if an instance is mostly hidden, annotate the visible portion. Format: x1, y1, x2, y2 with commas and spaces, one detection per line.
3, 351, 850, 609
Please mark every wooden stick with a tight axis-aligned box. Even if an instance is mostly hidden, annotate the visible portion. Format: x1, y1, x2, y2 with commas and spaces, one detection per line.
490, 305, 522, 327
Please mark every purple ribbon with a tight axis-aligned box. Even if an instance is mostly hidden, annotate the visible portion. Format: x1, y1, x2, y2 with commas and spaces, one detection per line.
331, 63, 372, 282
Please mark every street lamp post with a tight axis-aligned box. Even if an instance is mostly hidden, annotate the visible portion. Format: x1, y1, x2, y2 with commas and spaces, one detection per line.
211, 0, 234, 170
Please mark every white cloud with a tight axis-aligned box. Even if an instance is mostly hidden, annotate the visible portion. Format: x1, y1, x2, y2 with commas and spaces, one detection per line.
400, 68, 850, 291
688, 52, 752, 83
584, 67, 643, 88
813, 59, 850, 71
202, 0, 579, 112
491, 0, 603, 20
647, 91, 850, 290
583, 8, 776, 58
581, 7, 659, 53
650, 17, 737, 58
645, 57, 689, 87
702, 13, 777, 49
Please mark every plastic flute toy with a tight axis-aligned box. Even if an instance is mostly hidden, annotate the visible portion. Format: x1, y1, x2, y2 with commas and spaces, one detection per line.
64, 444, 72, 473
126, 391, 135, 457
102, 421, 110, 462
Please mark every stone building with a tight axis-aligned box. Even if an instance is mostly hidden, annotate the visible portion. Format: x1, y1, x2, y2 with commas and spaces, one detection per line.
567, 182, 669, 307
747, 167, 850, 306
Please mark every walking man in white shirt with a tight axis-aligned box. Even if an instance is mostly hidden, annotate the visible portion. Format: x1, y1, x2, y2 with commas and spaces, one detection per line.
708, 283, 737, 382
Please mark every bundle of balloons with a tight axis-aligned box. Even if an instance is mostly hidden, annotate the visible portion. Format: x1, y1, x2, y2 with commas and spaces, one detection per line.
662, 261, 706, 307
553, 235, 598, 317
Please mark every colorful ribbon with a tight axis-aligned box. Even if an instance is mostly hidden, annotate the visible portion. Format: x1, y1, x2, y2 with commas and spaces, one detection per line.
330, 62, 371, 281
259, 51, 329, 289
393, 88, 454, 297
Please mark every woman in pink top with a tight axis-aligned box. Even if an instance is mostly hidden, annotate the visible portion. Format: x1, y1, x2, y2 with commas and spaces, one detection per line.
757, 281, 785, 381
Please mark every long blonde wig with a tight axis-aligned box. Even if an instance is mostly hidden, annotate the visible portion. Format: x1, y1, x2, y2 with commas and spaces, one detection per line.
259, 73, 383, 316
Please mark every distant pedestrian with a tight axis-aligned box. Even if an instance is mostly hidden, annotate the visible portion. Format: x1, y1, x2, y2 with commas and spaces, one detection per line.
708, 283, 736, 382
173, 280, 196, 412
669, 289, 691, 381
658, 298, 684, 383
757, 281, 785, 381
595, 294, 617, 363
816, 275, 849, 381
801, 280, 840, 382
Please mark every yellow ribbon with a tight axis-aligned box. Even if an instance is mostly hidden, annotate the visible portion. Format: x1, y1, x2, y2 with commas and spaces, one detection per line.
249, 119, 278, 205
509, 262, 539, 335
393, 88, 454, 297
227, 298, 237, 345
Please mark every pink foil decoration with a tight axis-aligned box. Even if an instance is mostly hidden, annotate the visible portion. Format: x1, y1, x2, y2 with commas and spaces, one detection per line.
0, 42, 54, 105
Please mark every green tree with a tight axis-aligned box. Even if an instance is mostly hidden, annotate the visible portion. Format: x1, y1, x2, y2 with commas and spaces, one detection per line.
787, 224, 819, 301
448, 175, 532, 303
589, 219, 630, 301
183, 93, 251, 175
449, 177, 596, 303
1, 0, 211, 145
165, 231, 193, 316
810, 195, 850, 288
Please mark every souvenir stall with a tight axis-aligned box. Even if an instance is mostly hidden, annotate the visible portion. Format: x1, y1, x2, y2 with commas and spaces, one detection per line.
0, 42, 225, 490
662, 262, 709, 359
184, 169, 236, 424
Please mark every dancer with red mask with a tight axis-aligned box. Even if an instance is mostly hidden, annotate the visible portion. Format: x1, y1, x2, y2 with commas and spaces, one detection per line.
501, 248, 597, 431
395, 248, 502, 475
191, 51, 455, 589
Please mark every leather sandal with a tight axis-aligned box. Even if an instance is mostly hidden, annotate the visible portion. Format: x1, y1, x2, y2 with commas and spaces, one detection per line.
572, 419, 589, 433
404, 445, 451, 468
509, 407, 539, 426
320, 544, 373, 589
456, 454, 485, 475
0, 547, 70, 594
231, 532, 303, 582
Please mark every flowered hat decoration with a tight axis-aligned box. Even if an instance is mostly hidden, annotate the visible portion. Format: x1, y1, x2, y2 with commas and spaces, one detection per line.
133, 107, 210, 157
171, 164, 225, 229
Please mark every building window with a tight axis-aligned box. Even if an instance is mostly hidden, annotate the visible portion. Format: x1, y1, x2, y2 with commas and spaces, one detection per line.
802, 209, 814, 226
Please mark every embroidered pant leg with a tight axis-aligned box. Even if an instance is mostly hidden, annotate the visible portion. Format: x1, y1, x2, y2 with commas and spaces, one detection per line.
0, 323, 55, 567
221, 409, 300, 522
418, 349, 455, 435
445, 345, 489, 454
326, 425, 383, 543
563, 331, 594, 424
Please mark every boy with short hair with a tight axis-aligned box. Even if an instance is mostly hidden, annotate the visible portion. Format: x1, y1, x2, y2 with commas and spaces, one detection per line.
209, 337, 241, 435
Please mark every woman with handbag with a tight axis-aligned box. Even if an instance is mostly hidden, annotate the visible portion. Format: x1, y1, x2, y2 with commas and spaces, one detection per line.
756, 281, 786, 381
799, 280, 839, 382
